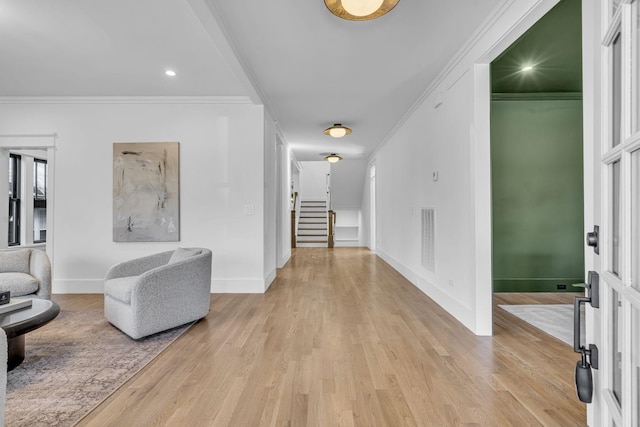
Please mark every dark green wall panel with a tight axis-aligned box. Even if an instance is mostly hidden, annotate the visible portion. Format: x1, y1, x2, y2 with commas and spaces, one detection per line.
491, 99, 584, 292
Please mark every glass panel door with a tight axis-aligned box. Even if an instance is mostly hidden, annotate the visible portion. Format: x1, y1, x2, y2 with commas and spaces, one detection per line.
600, 2, 640, 425
633, 307, 640, 426
633, 150, 640, 290
612, 290, 623, 405
611, 160, 622, 276
613, 33, 622, 148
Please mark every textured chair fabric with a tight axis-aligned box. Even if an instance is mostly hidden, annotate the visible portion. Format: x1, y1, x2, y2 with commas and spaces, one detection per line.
0, 248, 51, 299
104, 248, 212, 340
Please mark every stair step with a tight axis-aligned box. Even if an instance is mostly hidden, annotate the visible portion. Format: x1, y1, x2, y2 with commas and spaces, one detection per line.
297, 240, 328, 243
299, 221, 326, 224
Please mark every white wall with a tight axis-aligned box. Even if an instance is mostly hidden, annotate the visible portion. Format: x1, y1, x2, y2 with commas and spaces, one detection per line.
334, 209, 362, 246
375, 74, 476, 327
0, 98, 271, 293
263, 111, 277, 287
365, 0, 561, 334
330, 159, 366, 209
360, 163, 372, 249
299, 161, 329, 201
275, 135, 292, 268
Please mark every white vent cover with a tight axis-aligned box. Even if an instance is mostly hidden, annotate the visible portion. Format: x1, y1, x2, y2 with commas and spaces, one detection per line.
421, 208, 435, 272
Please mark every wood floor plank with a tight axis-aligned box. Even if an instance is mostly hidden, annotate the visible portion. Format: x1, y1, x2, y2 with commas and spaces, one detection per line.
50, 248, 585, 426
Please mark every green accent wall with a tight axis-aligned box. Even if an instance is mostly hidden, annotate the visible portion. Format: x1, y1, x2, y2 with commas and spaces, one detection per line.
491, 99, 584, 292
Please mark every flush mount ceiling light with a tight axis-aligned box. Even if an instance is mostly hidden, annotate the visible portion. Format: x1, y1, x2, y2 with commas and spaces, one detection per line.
324, 153, 343, 163
324, 0, 400, 21
165, 70, 177, 77
521, 65, 534, 72
323, 124, 352, 138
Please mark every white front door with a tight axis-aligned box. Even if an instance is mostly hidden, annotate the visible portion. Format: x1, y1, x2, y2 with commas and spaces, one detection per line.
585, 1, 640, 425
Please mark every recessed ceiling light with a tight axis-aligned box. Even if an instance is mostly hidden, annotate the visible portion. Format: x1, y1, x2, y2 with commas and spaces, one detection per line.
165, 70, 176, 77
521, 65, 534, 72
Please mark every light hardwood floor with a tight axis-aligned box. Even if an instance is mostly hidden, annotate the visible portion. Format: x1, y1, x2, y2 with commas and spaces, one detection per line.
53, 247, 585, 426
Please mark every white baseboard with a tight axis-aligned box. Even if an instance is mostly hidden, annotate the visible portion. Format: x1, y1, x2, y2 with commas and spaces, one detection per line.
211, 277, 269, 293
376, 248, 475, 333
264, 268, 276, 291
277, 250, 291, 268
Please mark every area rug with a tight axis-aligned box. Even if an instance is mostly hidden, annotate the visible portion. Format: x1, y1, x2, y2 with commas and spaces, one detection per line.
5, 309, 192, 427
498, 304, 583, 347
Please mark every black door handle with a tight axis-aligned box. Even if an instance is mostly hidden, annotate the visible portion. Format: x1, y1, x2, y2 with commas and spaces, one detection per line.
573, 271, 599, 403
586, 226, 599, 254
575, 354, 593, 403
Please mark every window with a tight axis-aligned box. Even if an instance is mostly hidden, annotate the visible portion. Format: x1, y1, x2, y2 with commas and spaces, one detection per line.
8, 154, 20, 246
612, 32, 622, 147
33, 158, 47, 243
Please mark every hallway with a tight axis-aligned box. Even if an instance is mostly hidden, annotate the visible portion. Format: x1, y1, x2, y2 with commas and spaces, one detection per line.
76, 247, 585, 426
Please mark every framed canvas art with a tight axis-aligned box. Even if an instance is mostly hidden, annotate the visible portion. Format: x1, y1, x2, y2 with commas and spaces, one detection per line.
113, 142, 180, 242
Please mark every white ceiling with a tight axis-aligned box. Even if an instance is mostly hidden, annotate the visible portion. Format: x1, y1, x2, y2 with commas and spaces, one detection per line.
0, 0, 502, 161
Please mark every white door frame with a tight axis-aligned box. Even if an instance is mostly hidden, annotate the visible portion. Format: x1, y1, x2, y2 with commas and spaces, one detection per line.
369, 164, 376, 252
472, 0, 564, 336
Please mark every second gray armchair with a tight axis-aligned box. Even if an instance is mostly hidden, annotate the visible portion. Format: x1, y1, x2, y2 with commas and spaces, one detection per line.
104, 248, 212, 339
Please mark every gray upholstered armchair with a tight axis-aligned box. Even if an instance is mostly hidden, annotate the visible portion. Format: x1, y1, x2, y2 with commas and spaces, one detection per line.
0, 248, 51, 300
104, 248, 212, 340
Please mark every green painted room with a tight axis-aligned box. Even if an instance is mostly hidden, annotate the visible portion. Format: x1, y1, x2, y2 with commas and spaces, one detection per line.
490, 0, 585, 293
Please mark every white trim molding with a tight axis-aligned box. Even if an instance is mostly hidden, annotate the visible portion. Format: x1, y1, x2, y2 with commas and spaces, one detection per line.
0, 96, 252, 105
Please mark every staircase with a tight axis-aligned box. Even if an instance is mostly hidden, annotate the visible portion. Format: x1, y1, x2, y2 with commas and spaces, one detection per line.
296, 200, 328, 247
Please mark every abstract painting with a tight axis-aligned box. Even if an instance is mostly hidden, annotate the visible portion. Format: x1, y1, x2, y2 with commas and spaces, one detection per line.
113, 142, 180, 242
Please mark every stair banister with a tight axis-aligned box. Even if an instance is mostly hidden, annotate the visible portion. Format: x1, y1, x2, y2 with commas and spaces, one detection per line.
290, 191, 298, 248
328, 210, 336, 248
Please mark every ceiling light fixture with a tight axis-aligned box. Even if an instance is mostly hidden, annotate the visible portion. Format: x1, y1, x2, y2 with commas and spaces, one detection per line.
521, 65, 534, 72
323, 124, 352, 138
165, 70, 177, 77
324, 154, 343, 163
324, 0, 400, 21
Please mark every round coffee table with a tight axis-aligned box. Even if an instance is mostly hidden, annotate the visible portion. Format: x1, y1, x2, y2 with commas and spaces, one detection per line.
0, 299, 60, 370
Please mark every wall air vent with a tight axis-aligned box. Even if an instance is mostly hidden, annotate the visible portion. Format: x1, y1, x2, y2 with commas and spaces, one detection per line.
421, 208, 435, 272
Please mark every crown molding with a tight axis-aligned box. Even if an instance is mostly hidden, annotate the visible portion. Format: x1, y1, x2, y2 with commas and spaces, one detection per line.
369, 0, 557, 161
0, 96, 252, 105
187, 0, 270, 111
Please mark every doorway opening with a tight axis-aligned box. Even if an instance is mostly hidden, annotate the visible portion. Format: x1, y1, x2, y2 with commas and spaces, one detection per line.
489, 0, 584, 338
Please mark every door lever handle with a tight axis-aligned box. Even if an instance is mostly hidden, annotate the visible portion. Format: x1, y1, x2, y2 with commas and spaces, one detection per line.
575, 352, 593, 403
584, 271, 599, 309
573, 271, 599, 403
